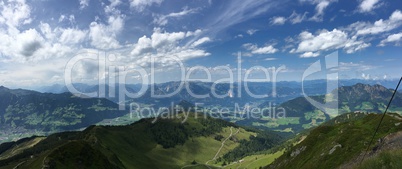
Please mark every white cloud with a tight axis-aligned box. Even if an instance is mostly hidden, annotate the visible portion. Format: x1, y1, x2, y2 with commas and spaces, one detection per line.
109, 0, 121, 8
153, 7, 197, 26
349, 10, 402, 36
270, 11, 308, 25
264, 57, 277, 61
243, 43, 278, 54
0, 0, 31, 28
379, 32, 402, 46
16, 29, 44, 57
191, 37, 211, 47
289, 11, 308, 24
89, 14, 124, 49
79, 0, 90, 9
0, 26, 81, 62
270, 16, 287, 25
235, 34, 244, 38
59, 28, 88, 45
129, 0, 163, 12
300, 0, 336, 22
358, 0, 381, 13
300, 51, 320, 57
343, 36, 371, 53
130, 29, 210, 68
0, 0, 213, 87
247, 29, 258, 35
338, 62, 376, 71
252, 46, 278, 54
130, 35, 152, 56
292, 29, 370, 56
204, 0, 281, 38
0, 0, 88, 64
361, 73, 370, 79
104, 0, 122, 13
58, 15, 65, 22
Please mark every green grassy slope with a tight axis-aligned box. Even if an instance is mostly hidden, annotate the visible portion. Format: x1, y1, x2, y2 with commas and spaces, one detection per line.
266, 113, 402, 169
0, 114, 283, 169
357, 149, 402, 169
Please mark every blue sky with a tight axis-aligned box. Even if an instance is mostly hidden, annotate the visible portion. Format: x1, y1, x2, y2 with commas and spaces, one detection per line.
0, 0, 401, 88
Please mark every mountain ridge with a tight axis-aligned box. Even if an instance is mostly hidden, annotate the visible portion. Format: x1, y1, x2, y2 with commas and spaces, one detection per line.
0, 86, 127, 143
0, 114, 283, 169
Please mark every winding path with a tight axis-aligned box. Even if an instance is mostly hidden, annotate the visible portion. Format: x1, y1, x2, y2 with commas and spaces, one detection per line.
181, 127, 240, 169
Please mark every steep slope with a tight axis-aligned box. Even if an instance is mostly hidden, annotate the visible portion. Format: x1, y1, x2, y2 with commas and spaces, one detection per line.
266, 113, 402, 169
0, 114, 282, 169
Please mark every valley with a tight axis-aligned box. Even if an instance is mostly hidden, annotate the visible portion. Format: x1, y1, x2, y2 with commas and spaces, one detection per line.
1, 0, 401, 168
1, 81, 402, 168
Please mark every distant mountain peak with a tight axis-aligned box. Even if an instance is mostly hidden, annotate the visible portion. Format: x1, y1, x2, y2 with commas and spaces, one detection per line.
334, 83, 390, 95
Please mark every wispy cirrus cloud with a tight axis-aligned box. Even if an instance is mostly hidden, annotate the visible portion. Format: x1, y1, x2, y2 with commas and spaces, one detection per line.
270, 11, 308, 25
204, 0, 284, 37
299, 0, 337, 22
247, 29, 258, 35
153, 7, 198, 26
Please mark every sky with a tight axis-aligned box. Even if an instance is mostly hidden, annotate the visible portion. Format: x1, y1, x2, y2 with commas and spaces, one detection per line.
0, 0, 401, 88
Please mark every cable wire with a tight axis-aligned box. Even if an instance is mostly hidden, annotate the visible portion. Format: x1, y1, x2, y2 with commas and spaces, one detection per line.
359, 77, 402, 165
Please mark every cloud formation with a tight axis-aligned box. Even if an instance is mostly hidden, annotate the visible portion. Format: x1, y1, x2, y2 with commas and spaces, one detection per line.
300, 0, 337, 21
379, 32, 402, 46
347, 10, 402, 36
271, 16, 287, 25
243, 43, 278, 54
291, 29, 370, 57
358, 0, 381, 13
79, 0, 90, 9
130, 28, 211, 67
129, 0, 163, 12
153, 7, 197, 26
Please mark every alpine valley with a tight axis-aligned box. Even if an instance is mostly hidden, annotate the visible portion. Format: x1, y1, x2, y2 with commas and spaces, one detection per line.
1, 80, 402, 169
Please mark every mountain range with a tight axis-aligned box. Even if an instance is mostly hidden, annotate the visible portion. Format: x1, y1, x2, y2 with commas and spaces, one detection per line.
0, 86, 126, 143
236, 83, 402, 133
1, 81, 402, 168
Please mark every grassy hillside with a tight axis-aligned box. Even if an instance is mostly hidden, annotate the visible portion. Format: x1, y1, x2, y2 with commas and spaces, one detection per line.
357, 149, 402, 169
266, 113, 402, 169
0, 113, 283, 169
